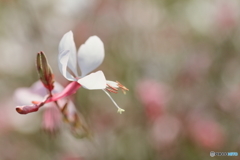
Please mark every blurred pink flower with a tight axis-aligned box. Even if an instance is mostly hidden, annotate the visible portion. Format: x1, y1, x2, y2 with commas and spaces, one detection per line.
188, 115, 226, 150
218, 87, 240, 112
90, 110, 119, 134
136, 79, 170, 120
178, 54, 211, 85
60, 155, 84, 160
14, 80, 77, 133
0, 103, 15, 134
42, 106, 61, 133
214, 1, 239, 31
150, 115, 181, 149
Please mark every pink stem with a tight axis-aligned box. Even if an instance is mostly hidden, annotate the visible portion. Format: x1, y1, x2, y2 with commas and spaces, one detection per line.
46, 81, 81, 103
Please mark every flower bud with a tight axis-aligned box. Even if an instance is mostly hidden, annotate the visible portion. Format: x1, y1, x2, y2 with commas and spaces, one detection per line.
16, 104, 39, 114
36, 51, 54, 91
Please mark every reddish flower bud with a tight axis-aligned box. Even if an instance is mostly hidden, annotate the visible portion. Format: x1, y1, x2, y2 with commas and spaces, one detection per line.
16, 104, 39, 114
36, 51, 54, 91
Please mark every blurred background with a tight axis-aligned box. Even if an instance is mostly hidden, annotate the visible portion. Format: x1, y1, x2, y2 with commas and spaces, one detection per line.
0, 0, 240, 159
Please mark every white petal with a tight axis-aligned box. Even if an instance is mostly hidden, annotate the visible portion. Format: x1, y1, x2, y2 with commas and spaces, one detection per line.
59, 31, 78, 76
78, 36, 104, 76
52, 81, 64, 93
77, 70, 106, 90
30, 80, 64, 96
106, 80, 119, 88
14, 88, 43, 105
58, 49, 75, 81
30, 80, 48, 97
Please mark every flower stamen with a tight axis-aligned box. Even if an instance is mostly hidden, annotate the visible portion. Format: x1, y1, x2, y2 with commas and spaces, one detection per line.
116, 81, 129, 94
106, 88, 118, 94
107, 84, 118, 91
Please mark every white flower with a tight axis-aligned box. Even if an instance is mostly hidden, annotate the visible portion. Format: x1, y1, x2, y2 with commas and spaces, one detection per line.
58, 31, 128, 114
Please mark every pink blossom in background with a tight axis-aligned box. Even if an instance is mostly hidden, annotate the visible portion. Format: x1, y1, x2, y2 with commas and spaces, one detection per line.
0, 104, 15, 134
14, 80, 78, 133
178, 54, 211, 85
188, 114, 226, 150
90, 110, 119, 134
59, 155, 84, 160
150, 115, 181, 149
214, 1, 239, 31
61, 157, 82, 160
42, 106, 61, 133
218, 87, 240, 112
14, 81, 50, 106
136, 79, 170, 120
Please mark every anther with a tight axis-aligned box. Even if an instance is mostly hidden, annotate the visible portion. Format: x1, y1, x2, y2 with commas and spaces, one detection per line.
106, 88, 118, 94
116, 81, 129, 94
107, 84, 118, 91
